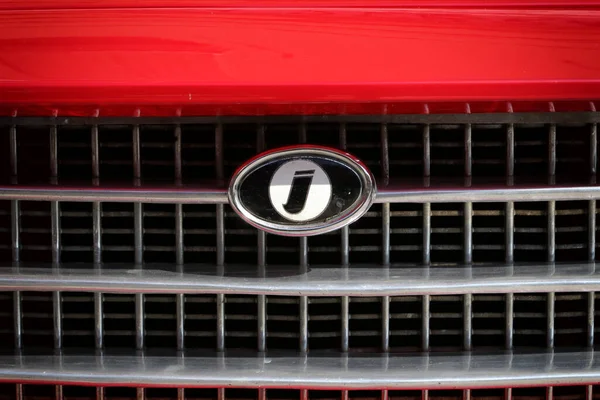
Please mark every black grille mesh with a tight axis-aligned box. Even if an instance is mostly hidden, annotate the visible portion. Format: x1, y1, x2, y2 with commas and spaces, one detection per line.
0, 200, 594, 265
0, 291, 595, 352
0, 120, 596, 266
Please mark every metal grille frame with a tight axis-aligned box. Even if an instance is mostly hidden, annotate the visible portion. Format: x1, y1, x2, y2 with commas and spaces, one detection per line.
0, 106, 599, 398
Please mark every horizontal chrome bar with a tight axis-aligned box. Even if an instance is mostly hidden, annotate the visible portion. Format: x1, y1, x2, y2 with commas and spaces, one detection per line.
0, 351, 597, 389
1, 263, 599, 296
2, 111, 600, 126
1, 182, 600, 204
375, 183, 600, 203
0, 185, 228, 204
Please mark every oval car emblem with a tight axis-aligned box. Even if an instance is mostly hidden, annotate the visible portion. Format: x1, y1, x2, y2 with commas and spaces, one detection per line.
228, 145, 376, 236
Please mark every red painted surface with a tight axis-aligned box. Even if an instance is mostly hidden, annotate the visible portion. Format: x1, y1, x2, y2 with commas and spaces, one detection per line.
1, 6, 600, 116
2, 0, 600, 8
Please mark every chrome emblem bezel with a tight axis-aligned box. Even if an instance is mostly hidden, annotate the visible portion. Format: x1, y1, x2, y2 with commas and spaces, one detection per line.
228, 145, 376, 237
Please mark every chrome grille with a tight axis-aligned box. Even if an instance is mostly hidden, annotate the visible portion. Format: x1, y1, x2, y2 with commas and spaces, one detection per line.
0, 108, 600, 396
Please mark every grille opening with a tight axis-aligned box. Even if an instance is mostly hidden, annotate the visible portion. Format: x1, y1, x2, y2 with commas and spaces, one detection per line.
346, 123, 382, 179
143, 204, 177, 264
61, 202, 93, 263
514, 124, 549, 180
307, 230, 345, 266
513, 294, 549, 348
388, 124, 423, 179
430, 204, 464, 266
184, 294, 217, 350
472, 203, 506, 264
19, 201, 52, 263
98, 125, 135, 183
554, 293, 588, 348
18, 126, 51, 184
21, 292, 53, 350
62, 292, 95, 349
472, 124, 506, 179
183, 389, 220, 400
389, 203, 423, 265
430, 124, 465, 178
428, 391, 468, 400
514, 203, 550, 264
225, 207, 258, 265
348, 206, 383, 265
348, 297, 381, 352
140, 125, 176, 183
0, 126, 10, 183
428, 295, 464, 350
101, 202, 136, 264
266, 296, 299, 351
555, 201, 589, 263
58, 125, 93, 183
265, 234, 303, 266
103, 293, 137, 349
388, 391, 422, 400
145, 388, 181, 400
389, 296, 421, 351
556, 124, 592, 180
106, 387, 144, 400
225, 295, 258, 350
64, 384, 97, 399
308, 297, 340, 351
145, 294, 178, 349
0, 293, 13, 347
222, 389, 257, 400
471, 294, 506, 349
180, 124, 215, 184
182, 204, 217, 265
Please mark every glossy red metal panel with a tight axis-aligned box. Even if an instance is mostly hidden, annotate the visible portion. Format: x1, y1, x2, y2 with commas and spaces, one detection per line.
2, 0, 600, 8
1, 7, 600, 116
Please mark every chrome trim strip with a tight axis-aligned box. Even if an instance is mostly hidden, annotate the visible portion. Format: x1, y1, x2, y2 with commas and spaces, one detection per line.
0, 351, 597, 389
0, 185, 228, 204
1, 263, 599, 296
2, 183, 600, 204
375, 184, 600, 203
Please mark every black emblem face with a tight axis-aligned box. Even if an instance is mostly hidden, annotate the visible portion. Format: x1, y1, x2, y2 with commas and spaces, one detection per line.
228, 146, 376, 236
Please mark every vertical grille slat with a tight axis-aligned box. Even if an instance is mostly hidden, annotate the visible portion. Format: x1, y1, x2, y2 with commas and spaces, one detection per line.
422, 108, 432, 356
133, 122, 144, 354
381, 121, 391, 354
92, 121, 104, 350
257, 124, 267, 354
10, 121, 22, 351
505, 104, 516, 353
298, 116, 309, 400
50, 121, 62, 351
215, 121, 225, 353
548, 109, 557, 352
175, 123, 185, 352
299, 122, 309, 357
463, 113, 473, 356
340, 123, 350, 354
